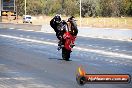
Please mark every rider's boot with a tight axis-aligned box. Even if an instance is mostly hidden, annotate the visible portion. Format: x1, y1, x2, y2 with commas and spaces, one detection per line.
57, 39, 64, 51
57, 45, 64, 51
70, 44, 75, 48
58, 40, 62, 46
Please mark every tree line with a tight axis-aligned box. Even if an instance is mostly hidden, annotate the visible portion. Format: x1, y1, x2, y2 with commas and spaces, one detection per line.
16, 0, 132, 17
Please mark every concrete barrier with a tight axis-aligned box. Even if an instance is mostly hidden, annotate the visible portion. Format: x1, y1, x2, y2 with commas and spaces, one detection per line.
0, 23, 42, 31
41, 24, 54, 33
78, 27, 132, 41
0, 23, 131, 41
41, 24, 132, 41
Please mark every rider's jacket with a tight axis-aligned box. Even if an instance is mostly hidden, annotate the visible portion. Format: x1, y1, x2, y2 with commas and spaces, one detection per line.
67, 18, 78, 36
50, 15, 61, 33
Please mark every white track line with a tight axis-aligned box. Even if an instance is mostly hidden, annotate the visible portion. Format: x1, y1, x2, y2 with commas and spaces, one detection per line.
0, 34, 132, 60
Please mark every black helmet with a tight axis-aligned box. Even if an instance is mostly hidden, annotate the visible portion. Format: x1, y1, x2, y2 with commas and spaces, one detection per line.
68, 16, 75, 22
54, 14, 61, 23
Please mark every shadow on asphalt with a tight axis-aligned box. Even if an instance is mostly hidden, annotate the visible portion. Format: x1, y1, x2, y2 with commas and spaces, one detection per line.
48, 58, 72, 61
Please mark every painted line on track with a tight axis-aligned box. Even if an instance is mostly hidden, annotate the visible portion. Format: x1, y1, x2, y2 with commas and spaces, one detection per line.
0, 34, 132, 60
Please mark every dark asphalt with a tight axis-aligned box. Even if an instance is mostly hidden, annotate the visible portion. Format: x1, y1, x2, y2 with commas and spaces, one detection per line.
0, 28, 132, 88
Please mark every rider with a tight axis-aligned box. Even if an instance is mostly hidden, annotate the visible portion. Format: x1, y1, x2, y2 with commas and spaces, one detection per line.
67, 16, 78, 36
66, 16, 78, 47
50, 14, 62, 40
50, 15, 78, 47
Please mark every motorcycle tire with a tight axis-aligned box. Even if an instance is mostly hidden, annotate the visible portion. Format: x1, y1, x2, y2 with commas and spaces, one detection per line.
62, 47, 71, 61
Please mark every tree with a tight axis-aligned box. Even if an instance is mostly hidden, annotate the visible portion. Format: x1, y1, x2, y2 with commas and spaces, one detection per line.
16, 0, 25, 16
124, 0, 132, 16
15, 0, 132, 17
81, 0, 100, 17
64, 0, 79, 16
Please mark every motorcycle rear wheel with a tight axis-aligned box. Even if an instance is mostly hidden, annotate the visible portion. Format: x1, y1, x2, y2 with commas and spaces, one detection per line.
62, 47, 71, 61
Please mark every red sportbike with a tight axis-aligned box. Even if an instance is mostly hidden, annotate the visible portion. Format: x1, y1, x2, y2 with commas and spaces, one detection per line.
58, 17, 78, 61
61, 32, 76, 61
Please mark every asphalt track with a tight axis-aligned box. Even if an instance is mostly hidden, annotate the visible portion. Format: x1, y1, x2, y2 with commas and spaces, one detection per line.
0, 28, 132, 88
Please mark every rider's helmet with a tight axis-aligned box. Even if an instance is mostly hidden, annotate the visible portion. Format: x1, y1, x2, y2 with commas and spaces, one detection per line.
54, 14, 61, 23
67, 16, 78, 36
68, 16, 75, 22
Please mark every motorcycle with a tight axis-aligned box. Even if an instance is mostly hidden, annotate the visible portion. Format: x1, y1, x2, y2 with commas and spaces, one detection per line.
58, 17, 78, 61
